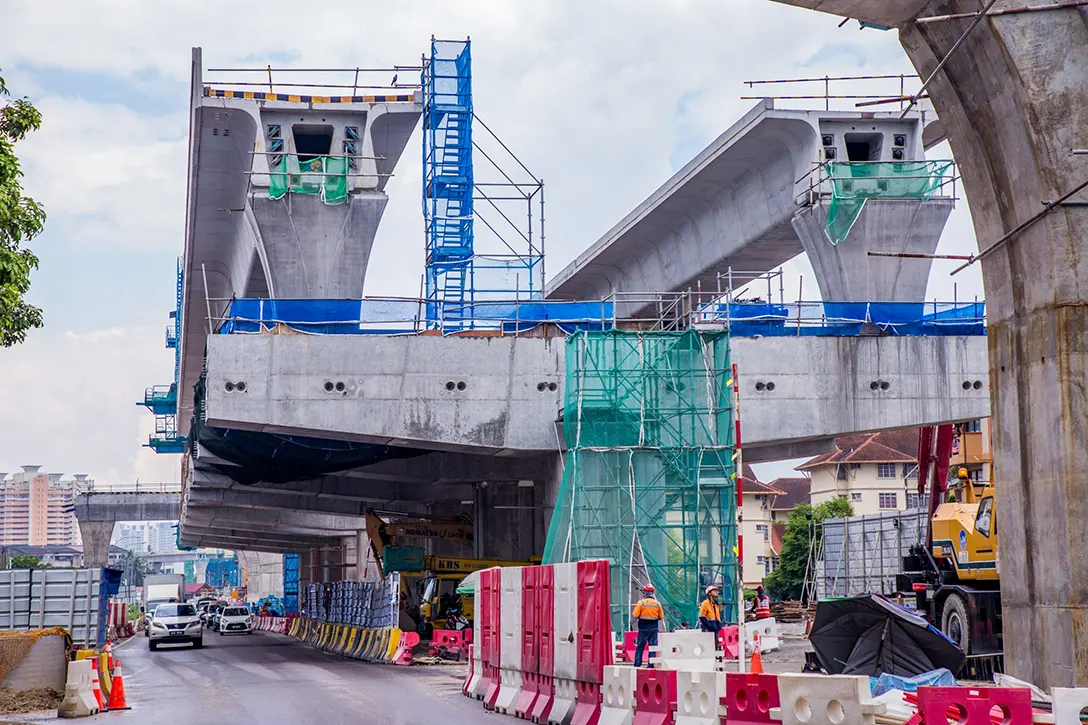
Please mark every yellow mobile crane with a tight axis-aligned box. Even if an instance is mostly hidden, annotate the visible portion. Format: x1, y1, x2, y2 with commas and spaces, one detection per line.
364, 509, 531, 635
898, 425, 1001, 661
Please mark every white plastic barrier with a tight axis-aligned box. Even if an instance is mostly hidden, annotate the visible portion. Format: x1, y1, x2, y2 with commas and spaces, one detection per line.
770, 674, 885, 725
549, 677, 578, 725
654, 631, 718, 672
494, 566, 524, 714
676, 670, 726, 725
553, 563, 578, 680
57, 659, 99, 718
600, 665, 637, 725
746, 618, 780, 653
1052, 688, 1088, 725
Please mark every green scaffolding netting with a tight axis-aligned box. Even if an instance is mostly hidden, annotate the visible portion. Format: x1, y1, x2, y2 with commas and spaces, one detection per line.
543, 329, 738, 631
825, 161, 953, 245
270, 155, 349, 204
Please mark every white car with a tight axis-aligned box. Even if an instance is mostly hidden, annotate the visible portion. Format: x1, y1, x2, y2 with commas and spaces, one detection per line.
148, 602, 203, 650
217, 606, 254, 635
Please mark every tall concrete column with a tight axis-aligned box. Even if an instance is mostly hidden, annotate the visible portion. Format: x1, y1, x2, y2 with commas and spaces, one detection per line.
773, 0, 1088, 689
77, 520, 115, 568
792, 198, 954, 301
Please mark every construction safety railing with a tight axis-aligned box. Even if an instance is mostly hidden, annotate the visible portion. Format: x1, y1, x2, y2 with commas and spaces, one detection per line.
209, 295, 986, 338
742, 73, 934, 113
797, 159, 959, 208
203, 64, 422, 97
75, 482, 182, 494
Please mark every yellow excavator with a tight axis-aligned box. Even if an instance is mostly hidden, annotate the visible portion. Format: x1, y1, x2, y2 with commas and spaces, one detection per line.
364, 509, 531, 635
898, 425, 1001, 660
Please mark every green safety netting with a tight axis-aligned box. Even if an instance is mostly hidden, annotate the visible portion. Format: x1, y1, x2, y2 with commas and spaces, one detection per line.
825, 161, 953, 245
270, 155, 349, 204
543, 329, 739, 631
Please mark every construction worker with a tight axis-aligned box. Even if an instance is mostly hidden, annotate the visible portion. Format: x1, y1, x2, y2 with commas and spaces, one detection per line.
698, 585, 723, 637
754, 586, 771, 620
631, 584, 663, 667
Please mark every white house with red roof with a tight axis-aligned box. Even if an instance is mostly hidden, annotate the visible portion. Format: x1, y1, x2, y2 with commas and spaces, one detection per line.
796, 429, 924, 515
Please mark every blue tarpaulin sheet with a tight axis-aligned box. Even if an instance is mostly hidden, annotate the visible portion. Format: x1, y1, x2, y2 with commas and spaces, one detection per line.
870, 668, 958, 697
716, 302, 984, 337
219, 298, 615, 335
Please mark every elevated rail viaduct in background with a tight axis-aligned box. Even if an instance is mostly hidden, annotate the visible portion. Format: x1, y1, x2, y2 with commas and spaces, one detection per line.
773, 0, 1088, 689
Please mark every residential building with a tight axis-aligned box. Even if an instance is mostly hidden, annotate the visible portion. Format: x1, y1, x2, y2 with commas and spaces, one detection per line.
740, 465, 784, 586
113, 521, 179, 554
797, 421, 993, 514
0, 467, 84, 546
949, 418, 993, 485
797, 430, 921, 515
765, 477, 812, 570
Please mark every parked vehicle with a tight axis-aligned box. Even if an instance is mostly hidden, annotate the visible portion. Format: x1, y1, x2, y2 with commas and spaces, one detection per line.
148, 602, 203, 651
217, 606, 253, 635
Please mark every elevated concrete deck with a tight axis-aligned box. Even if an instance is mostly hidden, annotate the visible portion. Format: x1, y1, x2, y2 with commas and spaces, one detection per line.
200, 332, 988, 458
544, 100, 952, 311
177, 48, 422, 435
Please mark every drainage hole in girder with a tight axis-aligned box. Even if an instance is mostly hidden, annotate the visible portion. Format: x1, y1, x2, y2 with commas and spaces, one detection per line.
225, 382, 235, 392
880, 381, 890, 391
236, 381, 246, 392
324, 381, 335, 392
755, 382, 765, 392
973, 380, 983, 390
548, 382, 558, 392
456, 381, 467, 391
335, 381, 345, 392
537, 383, 547, 392
446, 381, 456, 391
766, 382, 776, 392
963, 381, 972, 391
870, 381, 879, 391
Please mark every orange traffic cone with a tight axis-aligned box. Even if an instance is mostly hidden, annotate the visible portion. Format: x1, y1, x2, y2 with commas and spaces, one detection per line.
90, 658, 105, 710
107, 660, 130, 710
750, 633, 764, 674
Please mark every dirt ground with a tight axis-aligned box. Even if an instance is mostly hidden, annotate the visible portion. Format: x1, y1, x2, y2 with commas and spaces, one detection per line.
0, 689, 61, 715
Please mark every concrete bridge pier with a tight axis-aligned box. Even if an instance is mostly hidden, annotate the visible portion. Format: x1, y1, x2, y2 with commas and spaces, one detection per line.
77, 520, 115, 569
775, 0, 1088, 689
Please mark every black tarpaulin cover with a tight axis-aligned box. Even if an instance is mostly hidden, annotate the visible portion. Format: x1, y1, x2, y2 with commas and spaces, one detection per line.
809, 594, 965, 677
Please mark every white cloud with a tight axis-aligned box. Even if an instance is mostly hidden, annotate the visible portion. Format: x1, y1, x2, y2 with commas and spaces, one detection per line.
0, 325, 181, 484
17, 97, 187, 252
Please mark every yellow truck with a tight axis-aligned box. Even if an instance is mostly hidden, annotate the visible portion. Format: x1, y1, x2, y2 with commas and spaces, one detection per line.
898, 425, 1001, 662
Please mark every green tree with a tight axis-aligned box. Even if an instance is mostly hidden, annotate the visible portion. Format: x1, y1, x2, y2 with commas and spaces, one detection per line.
10, 553, 50, 569
0, 72, 46, 347
763, 497, 854, 601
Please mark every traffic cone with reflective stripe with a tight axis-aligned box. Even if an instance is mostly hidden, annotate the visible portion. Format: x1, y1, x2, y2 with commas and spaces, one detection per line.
107, 660, 130, 710
90, 657, 105, 710
750, 633, 764, 674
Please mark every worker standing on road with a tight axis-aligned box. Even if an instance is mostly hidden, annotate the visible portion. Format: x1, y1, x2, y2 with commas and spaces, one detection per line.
632, 584, 663, 668
754, 586, 771, 620
698, 586, 723, 640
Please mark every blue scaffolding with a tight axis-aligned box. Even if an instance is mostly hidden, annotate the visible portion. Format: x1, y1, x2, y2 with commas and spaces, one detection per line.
140, 257, 187, 454
422, 38, 545, 329
422, 39, 474, 326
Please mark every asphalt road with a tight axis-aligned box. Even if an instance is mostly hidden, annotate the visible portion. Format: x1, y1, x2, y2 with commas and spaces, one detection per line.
14, 630, 490, 725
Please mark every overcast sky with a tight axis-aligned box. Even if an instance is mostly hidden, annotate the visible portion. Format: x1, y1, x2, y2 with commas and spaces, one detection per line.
0, 1, 984, 486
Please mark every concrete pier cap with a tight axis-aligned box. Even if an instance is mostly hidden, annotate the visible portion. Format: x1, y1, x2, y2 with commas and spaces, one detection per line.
774, 0, 1088, 689
545, 99, 953, 313
177, 47, 423, 436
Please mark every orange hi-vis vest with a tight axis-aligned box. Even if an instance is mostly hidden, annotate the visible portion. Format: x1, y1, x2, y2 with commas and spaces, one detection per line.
755, 595, 771, 619
632, 597, 663, 621
699, 599, 722, 622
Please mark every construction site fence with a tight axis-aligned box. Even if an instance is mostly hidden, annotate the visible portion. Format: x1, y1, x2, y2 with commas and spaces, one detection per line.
0, 568, 122, 648
212, 297, 985, 338
814, 508, 928, 600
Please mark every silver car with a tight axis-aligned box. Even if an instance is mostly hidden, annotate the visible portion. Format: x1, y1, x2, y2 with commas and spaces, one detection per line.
148, 602, 203, 651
